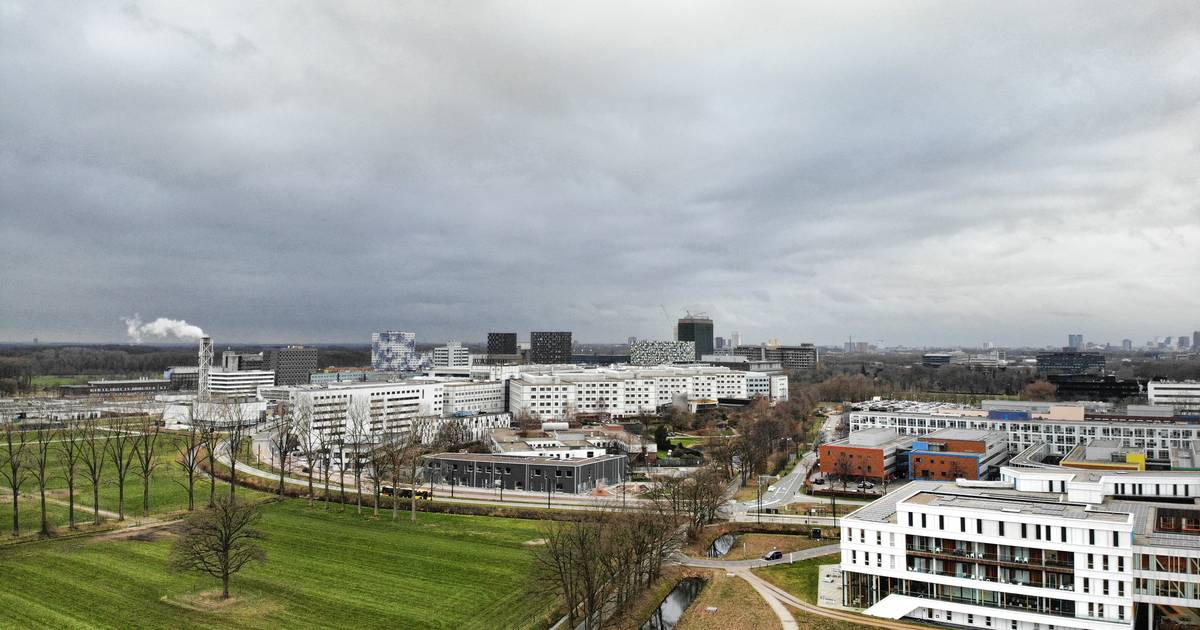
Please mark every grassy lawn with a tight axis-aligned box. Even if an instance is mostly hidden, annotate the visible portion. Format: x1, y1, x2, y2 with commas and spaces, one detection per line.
0, 431, 269, 541
720, 532, 838, 561
669, 436, 706, 448
0, 499, 558, 629
676, 570, 776, 630
753, 552, 838, 603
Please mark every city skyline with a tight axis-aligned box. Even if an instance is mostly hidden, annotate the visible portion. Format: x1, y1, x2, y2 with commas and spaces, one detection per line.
3, 3, 1197, 347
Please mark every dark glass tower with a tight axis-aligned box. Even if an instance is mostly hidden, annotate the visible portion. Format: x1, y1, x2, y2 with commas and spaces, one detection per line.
676, 316, 714, 360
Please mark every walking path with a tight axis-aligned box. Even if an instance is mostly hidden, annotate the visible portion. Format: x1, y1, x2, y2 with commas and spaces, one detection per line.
732, 568, 798, 630
677, 543, 840, 569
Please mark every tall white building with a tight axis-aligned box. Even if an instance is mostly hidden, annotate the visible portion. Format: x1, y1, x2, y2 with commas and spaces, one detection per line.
432, 342, 472, 367
207, 369, 275, 398
845, 464, 1200, 630
442, 380, 505, 416
371, 331, 425, 372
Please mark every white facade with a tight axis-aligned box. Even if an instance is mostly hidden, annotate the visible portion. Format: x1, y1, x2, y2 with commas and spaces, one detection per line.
1148, 381, 1200, 414
207, 369, 275, 398
745, 371, 789, 402
432, 342, 472, 368
508, 365, 762, 421
848, 402, 1200, 462
843, 481, 1137, 630
443, 380, 505, 416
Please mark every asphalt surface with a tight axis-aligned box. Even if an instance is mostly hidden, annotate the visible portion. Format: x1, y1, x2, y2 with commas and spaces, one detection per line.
677, 542, 841, 569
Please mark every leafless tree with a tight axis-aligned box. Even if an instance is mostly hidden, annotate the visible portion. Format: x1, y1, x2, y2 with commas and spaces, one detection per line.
833, 457, 853, 491
31, 425, 57, 536
0, 422, 31, 536
516, 410, 537, 437
79, 419, 109, 525
365, 442, 390, 517
198, 414, 221, 507
382, 431, 405, 521
316, 420, 334, 510
219, 401, 253, 498
268, 405, 298, 498
58, 419, 84, 528
293, 400, 320, 506
175, 417, 205, 512
433, 418, 469, 450
346, 400, 371, 514
134, 414, 162, 517
649, 465, 725, 539
402, 416, 434, 522
106, 419, 139, 521
169, 496, 266, 599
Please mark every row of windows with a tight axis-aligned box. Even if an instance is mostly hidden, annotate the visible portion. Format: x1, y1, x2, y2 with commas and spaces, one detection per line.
898, 513, 1126, 550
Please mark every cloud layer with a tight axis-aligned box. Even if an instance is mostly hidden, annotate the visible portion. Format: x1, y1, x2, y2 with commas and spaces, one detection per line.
2, 2, 1198, 347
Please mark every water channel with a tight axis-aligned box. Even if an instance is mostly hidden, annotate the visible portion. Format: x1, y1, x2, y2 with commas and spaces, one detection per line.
640, 577, 705, 630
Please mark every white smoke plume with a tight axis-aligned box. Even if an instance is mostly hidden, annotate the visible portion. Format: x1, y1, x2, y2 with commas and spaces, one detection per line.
122, 314, 205, 344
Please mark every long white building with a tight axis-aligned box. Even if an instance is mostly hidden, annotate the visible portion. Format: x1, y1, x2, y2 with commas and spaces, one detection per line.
508, 365, 772, 421
848, 400, 1200, 464
207, 369, 275, 398
844, 455, 1200, 630
1148, 381, 1200, 415
442, 380, 506, 416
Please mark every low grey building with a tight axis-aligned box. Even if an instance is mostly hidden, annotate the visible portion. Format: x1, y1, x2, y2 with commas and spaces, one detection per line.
425, 452, 626, 494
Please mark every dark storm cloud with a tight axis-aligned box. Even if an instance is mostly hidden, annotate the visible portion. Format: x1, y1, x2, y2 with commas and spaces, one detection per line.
2, 1, 1198, 347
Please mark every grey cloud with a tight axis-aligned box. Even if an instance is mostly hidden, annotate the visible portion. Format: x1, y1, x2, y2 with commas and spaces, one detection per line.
1, 1, 1198, 347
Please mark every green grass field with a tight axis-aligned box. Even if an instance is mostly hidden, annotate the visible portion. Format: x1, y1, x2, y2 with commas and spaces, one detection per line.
752, 552, 839, 603
0, 499, 558, 629
0, 431, 269, 540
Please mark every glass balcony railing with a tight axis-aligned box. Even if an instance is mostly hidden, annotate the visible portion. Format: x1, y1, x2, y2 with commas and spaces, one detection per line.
905, 565, 1075, 591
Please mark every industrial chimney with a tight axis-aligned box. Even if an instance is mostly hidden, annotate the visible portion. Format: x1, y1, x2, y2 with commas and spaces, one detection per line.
198, 336, 213, 400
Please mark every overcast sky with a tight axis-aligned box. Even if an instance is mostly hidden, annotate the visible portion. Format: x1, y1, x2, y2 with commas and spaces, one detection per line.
2, 2, 1198, 348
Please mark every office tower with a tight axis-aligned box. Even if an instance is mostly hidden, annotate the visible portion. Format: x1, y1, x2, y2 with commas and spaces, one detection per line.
1121, 339, 1133, 351
265, 346, 318, 386
487, 332, 518, 356
1068, 334, 1084, 351
676, 315, 714, 360
221, 350, 264, 371
371, 331, 421, 371
530, 331, 572, 364
715, 336, 726, 350
433, 342, 471, 367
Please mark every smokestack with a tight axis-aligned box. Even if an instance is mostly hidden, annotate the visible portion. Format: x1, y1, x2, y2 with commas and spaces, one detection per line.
198, 336, 213, 400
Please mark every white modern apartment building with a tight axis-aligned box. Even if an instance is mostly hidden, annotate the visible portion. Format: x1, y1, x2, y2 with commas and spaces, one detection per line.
1148, 381, 1200, 415
847, 400, 1200, 463
845, 458, 1200, 630
207, 369, 275, 398
442, 380, 505, 416
508, 365, 766, 421
629, 340, 695, 366
745, 371, 789, 402
285, 380, 444, 443
432, 342, 472, 368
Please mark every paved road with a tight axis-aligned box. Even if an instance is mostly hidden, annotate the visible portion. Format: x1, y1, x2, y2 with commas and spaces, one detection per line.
677, 543, 840, 569
730, 412, 841, 513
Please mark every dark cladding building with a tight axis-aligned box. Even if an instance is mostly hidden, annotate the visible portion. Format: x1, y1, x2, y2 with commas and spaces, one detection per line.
487, 332, 518, 356
676, 315, 714, 360
425, 452, 626, 494
1036, 351, 1106, 376
1047, 374, 1144, 402
735, 343, 819, 370
265, 346, 318, 386
530, 331, 572, 364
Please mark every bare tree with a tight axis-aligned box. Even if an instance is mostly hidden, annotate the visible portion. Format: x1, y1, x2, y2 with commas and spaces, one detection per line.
198, 415, 221, 507
175, 417, 205, 512
31, 425, 57, 536
268, 405, 298, 498
58, 419, 84, 528
402, 416, 434, 522
79, 419, 110, 525
383, 431, 405, 521
365, 442, 390, 517
134, 415, 162, 517
433, 418, 469, 451
317, 421, 334, 510
1, 422, 31, 536
219, 401, 253, 498
347, 400, 370, 514
106, 420, 139, 521
833, 457, 853, 491
293, 400, 320, 506
169, 496, 266, 599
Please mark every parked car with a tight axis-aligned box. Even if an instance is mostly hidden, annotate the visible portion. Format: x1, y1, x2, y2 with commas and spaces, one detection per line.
813, 478, 825, 485
857, 481, 874, 490
763, 550, 784, 561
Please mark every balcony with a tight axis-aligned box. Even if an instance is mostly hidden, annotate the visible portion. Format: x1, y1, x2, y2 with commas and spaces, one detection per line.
906, 545, 1073, 571
905, 565, 1074, 592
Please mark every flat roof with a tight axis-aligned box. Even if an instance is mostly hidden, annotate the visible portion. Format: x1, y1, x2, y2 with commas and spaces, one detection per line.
926, 428, 1006, 442
427, 452, 624, 466
846, 481, 1130, 525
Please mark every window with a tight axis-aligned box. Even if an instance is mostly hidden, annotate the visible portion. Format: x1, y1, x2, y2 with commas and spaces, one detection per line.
1113, 531, 1119, 547
939, 515, 945, 530
908, 512, 914, 527
1061, 527, 1066, 543
1088, 553, 1094, 569
1089, 529, 1095, 545
1021, 523, 1027, 538
922, 514, 927, 528
977, 519, 983, 534
961, 517, 966, 532
1000, 521, 1005, 536
1118, 557, 1124, 572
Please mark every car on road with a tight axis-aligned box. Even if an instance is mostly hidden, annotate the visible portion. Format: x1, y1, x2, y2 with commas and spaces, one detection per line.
813, 478, 825, 485
763, 550, 784, 561
857, 481, 874, 490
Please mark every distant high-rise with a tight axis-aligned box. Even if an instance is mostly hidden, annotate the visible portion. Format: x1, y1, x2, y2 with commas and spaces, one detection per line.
676, 315, 714, 360
1122, 339, 1133, 351
372, 331, 422, 371
715, 336, 726, 350
1068, 334, 1084, 351
1194, 331, 1200, 351
530, 331, 572, 364
487, 332, 518, 356
1181, 336, 1193, 350
433, 341, 471, 367
732, 332, 742, 348
265, 346, 318, 386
